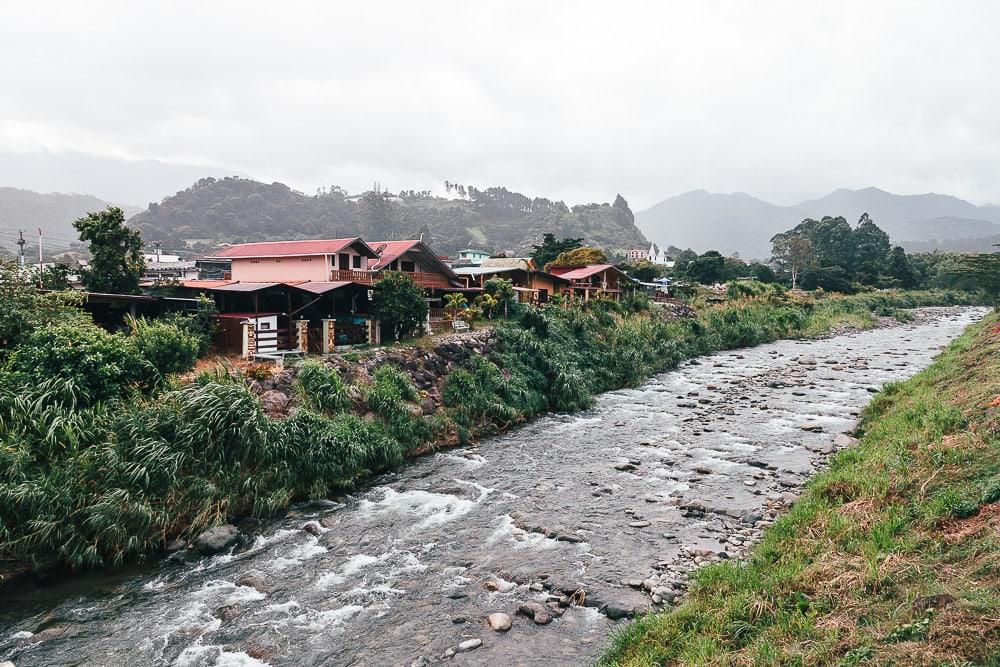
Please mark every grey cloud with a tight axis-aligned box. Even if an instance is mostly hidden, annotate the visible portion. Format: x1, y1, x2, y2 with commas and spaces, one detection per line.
1, 0, 998, 208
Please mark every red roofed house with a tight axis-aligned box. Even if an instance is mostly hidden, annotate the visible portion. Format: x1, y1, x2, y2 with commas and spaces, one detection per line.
209, 238, 379, 283
547, 264, 634, 302
192, 238, 462, 356
367, 240, 460, 289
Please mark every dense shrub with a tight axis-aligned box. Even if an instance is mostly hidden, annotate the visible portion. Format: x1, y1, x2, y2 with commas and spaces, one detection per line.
2, 322, 151, 404
128, 317, 200, 380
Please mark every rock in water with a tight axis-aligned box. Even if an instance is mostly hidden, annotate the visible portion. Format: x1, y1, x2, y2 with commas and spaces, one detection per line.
193, 524, 239, 554
301, 520, 322, 536
487, 612, 512, 631
518, 602, 552, 625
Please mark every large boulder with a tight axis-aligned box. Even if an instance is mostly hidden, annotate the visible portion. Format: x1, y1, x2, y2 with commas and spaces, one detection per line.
260, 390, 290, 418
193, 524, 239, 554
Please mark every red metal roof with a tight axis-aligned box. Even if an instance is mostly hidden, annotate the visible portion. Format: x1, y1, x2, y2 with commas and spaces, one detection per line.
208, 238, 376, 259
367, 240, 420, 270
181, 279, 236, 289
293, 281, 357, 294
548, 264, 618, 280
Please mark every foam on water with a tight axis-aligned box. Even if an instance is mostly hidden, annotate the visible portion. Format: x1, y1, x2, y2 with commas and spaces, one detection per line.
173, 644, 269, 667
359, 487, 478, 530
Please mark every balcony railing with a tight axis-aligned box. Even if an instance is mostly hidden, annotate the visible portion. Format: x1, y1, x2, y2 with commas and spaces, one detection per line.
570, 279, 620, 292
330, 269, 373, 283
406, 272, 453, 288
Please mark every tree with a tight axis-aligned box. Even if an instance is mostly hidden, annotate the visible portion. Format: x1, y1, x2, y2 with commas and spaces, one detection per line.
955, 250, 1000, 309
747, 262, 777, 283
624, 260, 661, 282
484, 277, 517, 317
40, 262, 72, 290
73, 207, 144, 294
684, 250, 727, 285
885, 246, 917, 288
444, 292, 468, 320
799, 266, 853, 293
531, 233, 582, 267
549, 246, 608, 267
374, 271, 429, 341
853, 212, 892, 283
770, 233, 813, 289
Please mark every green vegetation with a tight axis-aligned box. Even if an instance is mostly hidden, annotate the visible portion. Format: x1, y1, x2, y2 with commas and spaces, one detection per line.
601, 313, 1000, 666
374, 270, 429, 341
129, 176, 646, 256
73, 206, 145, 294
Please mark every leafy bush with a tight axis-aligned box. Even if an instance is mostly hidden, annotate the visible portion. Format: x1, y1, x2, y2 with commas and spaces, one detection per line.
295, 359, 351, 413
161, 295, 218, 356
128, 316, 200, 380
2, 322, 151, 404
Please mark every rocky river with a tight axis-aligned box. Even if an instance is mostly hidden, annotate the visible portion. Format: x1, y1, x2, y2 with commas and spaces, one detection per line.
0, 307, 985, 667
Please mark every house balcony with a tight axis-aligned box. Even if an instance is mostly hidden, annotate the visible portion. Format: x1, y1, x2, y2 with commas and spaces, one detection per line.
330, 269, 374, 283
570, 280, 620, 292
405, 272, 454, 288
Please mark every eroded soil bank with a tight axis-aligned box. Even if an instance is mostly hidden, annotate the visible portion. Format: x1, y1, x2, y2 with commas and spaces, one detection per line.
0, 307, 984, 667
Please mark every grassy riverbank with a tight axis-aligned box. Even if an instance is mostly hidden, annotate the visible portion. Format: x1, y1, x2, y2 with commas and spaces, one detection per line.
0, 288, 983, 573
601, 311, 1000, 666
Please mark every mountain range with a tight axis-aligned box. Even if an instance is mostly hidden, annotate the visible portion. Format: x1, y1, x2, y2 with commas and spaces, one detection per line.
636, 187, 1000, 259
127, 177, 648, 257
0, 187, 142, 258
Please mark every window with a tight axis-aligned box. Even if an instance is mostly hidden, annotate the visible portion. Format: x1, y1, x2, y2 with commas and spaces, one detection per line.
352, 255, 362, 268
339, 253, 350, 269
401, 260, 415, 272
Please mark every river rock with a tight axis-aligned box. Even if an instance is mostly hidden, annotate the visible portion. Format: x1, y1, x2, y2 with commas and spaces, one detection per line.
260, 390, 289, 417
834, 433, 858, 448
518, 602, 552, 625
487, 612, 512, 631
603, 604, 631, 620
235, 571, 273, 594
797, 422, 823, 431
458, 638, 482, 652
301, 520, 322, 536
193, 524, 239, 554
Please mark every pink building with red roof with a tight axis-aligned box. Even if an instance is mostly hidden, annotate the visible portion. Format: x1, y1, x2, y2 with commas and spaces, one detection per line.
209, 238, 379, 283
207, 238, 459, 288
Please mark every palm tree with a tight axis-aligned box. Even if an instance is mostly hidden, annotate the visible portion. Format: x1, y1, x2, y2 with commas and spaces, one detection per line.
444, 292, 468, 320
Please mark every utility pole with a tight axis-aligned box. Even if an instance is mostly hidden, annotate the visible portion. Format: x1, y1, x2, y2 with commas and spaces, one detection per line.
37, 228, 43, 288
154, 240, 162, 262
16, 230, 25, 268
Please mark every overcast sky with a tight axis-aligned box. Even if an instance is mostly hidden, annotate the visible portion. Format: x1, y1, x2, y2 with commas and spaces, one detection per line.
1, 1, 998, 209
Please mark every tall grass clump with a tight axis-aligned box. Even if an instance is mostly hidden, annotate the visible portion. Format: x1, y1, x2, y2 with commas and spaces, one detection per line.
363, 365, 432, 451
295, 359, 351, 414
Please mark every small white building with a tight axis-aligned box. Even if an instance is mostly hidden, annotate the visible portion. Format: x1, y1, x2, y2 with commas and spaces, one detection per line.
454, 249, 491, 266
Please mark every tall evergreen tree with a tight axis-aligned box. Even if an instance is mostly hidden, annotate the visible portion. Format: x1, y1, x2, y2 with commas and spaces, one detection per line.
73, 207, 144, 294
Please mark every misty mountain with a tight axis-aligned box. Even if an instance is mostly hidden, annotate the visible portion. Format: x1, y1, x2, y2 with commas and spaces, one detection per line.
637, 186, 1000, 259
0, 187, 142, 257
129, 177, 649, 257
0, 150, 240, 210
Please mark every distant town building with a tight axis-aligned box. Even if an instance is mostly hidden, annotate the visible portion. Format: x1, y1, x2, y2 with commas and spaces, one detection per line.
454, 249, 492, 266
625, 248, 647, 261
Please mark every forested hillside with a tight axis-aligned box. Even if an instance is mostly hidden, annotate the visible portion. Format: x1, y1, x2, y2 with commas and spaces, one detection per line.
0, 187, 141, 255
129, 177, 649, 256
